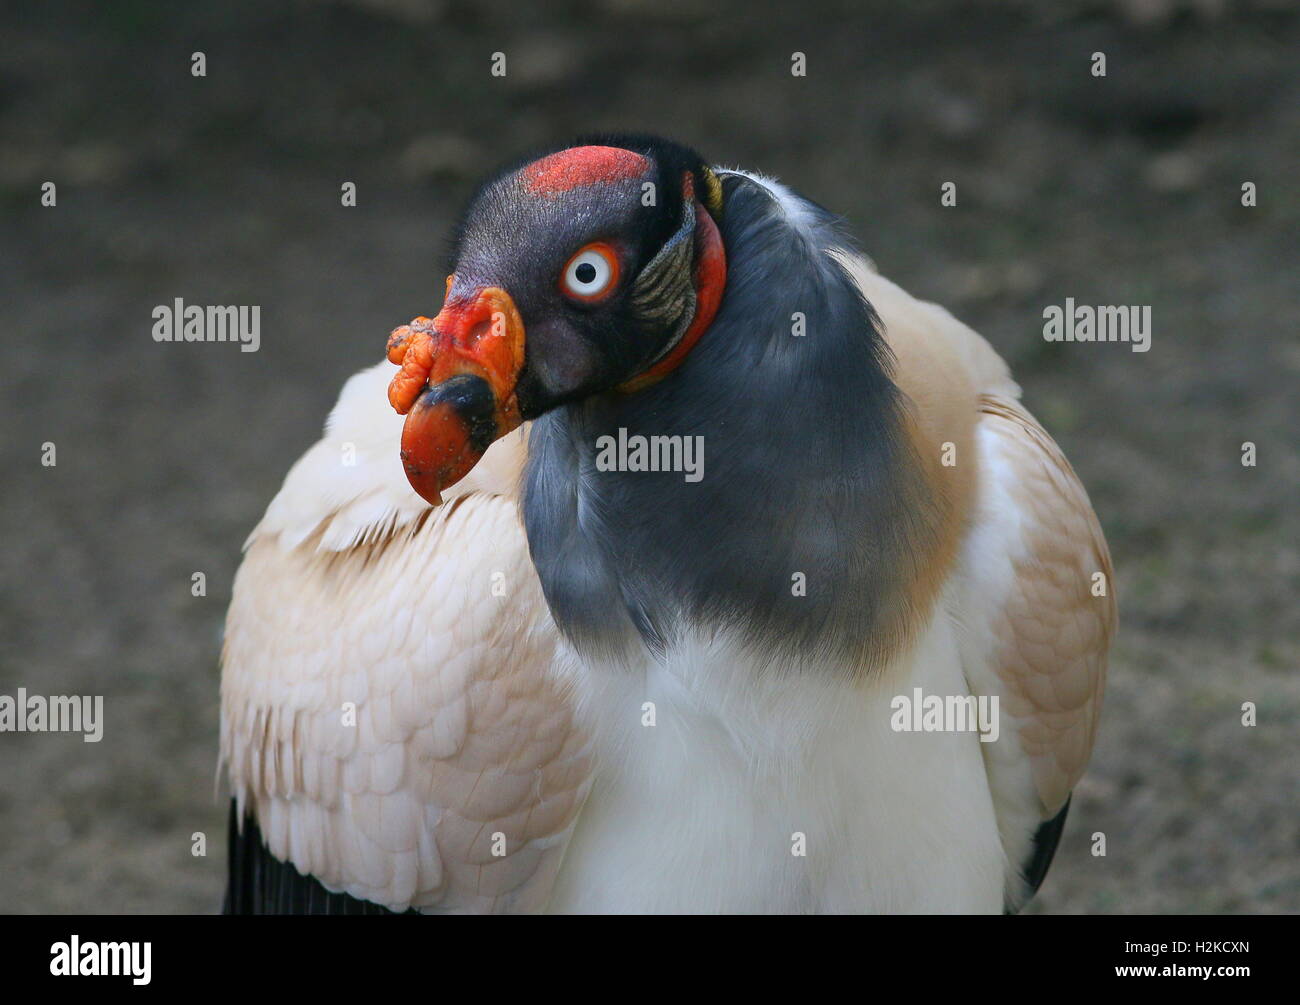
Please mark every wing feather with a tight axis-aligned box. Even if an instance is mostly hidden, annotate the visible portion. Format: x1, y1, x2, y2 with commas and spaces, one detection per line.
221, 361, 592, 913
955, 392, 1115, 906
974, 394, 1115, 815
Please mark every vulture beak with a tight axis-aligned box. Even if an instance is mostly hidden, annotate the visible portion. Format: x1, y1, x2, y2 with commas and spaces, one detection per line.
386, 280, 526, 505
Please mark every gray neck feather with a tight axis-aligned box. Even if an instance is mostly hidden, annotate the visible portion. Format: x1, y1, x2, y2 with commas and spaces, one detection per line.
524, 174, 931, 671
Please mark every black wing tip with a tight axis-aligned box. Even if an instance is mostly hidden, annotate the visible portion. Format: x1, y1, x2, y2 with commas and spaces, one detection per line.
222, 799, 415, 916
1005, 795, 1072, 915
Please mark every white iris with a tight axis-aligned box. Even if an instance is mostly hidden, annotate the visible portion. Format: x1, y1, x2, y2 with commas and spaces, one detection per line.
564, 249, 613, 296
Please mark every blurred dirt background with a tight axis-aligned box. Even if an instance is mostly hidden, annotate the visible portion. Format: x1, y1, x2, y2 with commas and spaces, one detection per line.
1, 0, 1296, 913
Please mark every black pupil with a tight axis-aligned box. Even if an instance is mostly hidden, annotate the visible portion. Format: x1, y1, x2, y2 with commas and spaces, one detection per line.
575, 262, 597, 284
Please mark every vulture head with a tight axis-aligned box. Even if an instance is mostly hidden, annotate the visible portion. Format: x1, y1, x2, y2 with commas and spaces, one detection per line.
387, 135, 726, 506
386, 133, 910, 665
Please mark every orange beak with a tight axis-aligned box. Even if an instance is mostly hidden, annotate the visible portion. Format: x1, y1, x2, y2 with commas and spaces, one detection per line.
386, 280, 526, 505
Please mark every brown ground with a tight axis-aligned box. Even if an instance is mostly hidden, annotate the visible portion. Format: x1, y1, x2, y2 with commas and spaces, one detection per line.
0, 0, 1296, 913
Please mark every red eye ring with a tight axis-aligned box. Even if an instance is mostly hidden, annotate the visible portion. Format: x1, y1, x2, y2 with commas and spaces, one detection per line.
560, 242, 621, 303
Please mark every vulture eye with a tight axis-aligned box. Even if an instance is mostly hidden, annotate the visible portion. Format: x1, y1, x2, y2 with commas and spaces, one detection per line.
560, 243, 620, 303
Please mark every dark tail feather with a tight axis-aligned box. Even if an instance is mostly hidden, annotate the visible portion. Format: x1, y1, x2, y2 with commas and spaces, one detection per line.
222, 799, 412, 915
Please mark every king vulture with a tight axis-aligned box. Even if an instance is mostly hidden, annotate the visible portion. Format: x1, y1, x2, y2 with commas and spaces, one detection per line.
221, 134, 1115, 914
